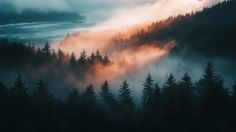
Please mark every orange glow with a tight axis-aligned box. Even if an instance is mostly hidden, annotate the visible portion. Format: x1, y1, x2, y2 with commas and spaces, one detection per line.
54, 20, 176, 86
85, 41, 175, 85
54, 21, 152, 56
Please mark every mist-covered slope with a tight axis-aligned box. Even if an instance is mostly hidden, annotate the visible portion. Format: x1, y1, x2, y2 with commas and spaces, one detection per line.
126, 0, 236, 61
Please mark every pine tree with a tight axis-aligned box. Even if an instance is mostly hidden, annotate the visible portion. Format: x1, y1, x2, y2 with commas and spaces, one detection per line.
89, 52, 96, 64
11, 74, 28, 101
102, 54, 110, 65
198, 62, 228, 106
118, 80, 134, 112
78, 49, 87, 65
42, 42, 50, 55
69, 52, 77, 68
68, 89, 80, 105
83, 84, 96, 101
142, 73, 154, 109
42, 42, 51, 61
178, 73, 194, 102
197, 62, 229, 130
57, 49, 65, 65
95, 50, 102, 62
177, 73, 194, 127
163, 74, 177, 94
33, 79, 53, 105
100, 80, 117, 109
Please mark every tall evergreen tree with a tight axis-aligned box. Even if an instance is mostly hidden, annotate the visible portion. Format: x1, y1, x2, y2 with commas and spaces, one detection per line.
178, 73, 194, 109
118, 80, 134, 112
161, 74, 178, 131
42, 42, 51, 61
95, 50, 102, 62
176, 73, 194, 129
197, 62, 229, 131
82, 84, 96, 102
69, 53, 77, 68
102, 54, 110, 65
100, 81, 116, 106
89, 52, 96, 64
163, 74, 177, 95
33, 79, 53, 105
10, 74, 28, 101
57, 49, 66, 66
42, 43, 50, 54
78, 49, 87, 65
142, 73, 154, 109
67, 89, 80, 105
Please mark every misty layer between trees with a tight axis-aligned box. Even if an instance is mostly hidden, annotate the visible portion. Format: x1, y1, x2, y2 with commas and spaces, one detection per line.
0, 39, 236, 132
1, 1, 236, 132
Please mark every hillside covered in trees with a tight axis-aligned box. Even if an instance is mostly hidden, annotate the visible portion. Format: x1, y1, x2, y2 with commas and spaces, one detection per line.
1, 0, 236, 132
112, 0, 236, 61
0, 61, 236, 132
0, 40, 112, 97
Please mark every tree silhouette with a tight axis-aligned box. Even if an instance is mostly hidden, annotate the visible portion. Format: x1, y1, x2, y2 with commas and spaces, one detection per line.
161, 74, 178, 131
67, 89, 80, 105
57, 49, 66, 66
10, 74, 28, 101
102, 54, 110, 65
142, 73, 154, 110
176, 73, 194, 131
100, 80, 118, 111
197, 62, 229, 131
32, 79, 53, 105
177, 73, 194, 110
78, 49, 87, 65
118, 80, 134, 112
82, 84, 96, 102
69, 52, 77, 68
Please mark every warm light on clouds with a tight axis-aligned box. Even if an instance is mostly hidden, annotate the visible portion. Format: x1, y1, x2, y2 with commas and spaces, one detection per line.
53, 0, 224, 87
95, 0, 225, 28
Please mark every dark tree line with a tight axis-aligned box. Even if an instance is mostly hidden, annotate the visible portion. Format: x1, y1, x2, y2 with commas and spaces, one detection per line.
0, 40, 111, 69
0, 40, 111, 96
0, 62, 236, 132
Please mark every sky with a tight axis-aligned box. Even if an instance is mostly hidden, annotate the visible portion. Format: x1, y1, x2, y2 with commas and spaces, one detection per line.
0, 0, 225, 26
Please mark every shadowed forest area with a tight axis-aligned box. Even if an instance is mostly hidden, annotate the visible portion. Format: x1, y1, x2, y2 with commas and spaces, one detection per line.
1, 0, 236, 132
0, 60, 236, 132
0, 41, 236, 132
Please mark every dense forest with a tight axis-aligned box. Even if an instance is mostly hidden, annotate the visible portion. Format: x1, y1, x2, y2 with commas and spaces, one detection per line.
0, 60, 236, 132
111, 0, 236, 61
0, 40, 112, 97
0, 40, 236, 132
1, 0, 236, 132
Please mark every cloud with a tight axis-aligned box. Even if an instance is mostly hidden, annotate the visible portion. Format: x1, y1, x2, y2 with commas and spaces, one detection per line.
0, 0, 71, 12
0, 0, 225, 22
95, 0, 225, 28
